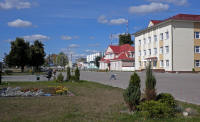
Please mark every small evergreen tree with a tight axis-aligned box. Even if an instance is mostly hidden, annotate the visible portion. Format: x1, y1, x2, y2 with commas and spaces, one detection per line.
75, 67, 80, 81
145, 64, 157, 100
123, 72, 141, 111
66, 67, 71, 81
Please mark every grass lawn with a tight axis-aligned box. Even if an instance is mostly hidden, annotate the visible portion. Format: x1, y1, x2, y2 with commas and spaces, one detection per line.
0, 81, 200, 122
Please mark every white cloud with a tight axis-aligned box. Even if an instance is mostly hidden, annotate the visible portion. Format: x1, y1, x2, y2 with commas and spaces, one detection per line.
129, 2, 169, 14
147, 0, 187, 6
0, 0, 31, 10
61, 35, 79, 40
68, 44, 80, 48
110, 18, 128, 25
97, 15, 108, 24
98, 15, 127, 25
23, 34, 49, 41
8, 19, 32, 27
89, 36, 95, 40
85, 49, 98, 53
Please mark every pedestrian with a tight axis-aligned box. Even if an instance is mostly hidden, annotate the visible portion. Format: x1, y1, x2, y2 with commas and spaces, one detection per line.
110, 73, 117, 80
46, 69, 52, 81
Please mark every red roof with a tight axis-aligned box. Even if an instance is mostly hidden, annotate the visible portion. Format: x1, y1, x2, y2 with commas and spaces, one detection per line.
109, 44, 134, 54
151, 20, 163, 25
150, 14, 200, 26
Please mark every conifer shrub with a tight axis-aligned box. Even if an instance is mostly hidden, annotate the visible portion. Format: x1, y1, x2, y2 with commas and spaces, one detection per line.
56, 73, 64, 82
66, 67, 71, 81
75, 67, 80, 81
145, 64, 156, 100
156, 93, 177, 111
123, 72, 141, 111
138, 100, 175, 118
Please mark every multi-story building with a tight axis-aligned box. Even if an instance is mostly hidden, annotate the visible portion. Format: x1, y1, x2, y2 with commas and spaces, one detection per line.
99, 44, 135, 71
134, 14, 200, 72
86, 52, 104, 69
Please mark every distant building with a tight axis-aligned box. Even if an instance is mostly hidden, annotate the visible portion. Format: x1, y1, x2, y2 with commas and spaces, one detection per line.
99, 44, 135, 71
134, 14, 200, 72
86, 52, 104, 69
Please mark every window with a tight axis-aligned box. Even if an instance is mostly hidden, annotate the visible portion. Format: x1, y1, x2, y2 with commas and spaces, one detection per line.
148, 49, 151, 55
144, 38, 146, 44
153, 61, 157, 67
154, 35, 157, 42
165, 46, 169, 54
148, 37, 151, 43
139, 61, 141, 66
139, 51, 141, 56
144, 50, 146, 56
160, 47, 163, 54
195, 60, 200, 67
139, 40, 141, 45
154, 48, 157, 55
195, 46, 200, 53
166, 60, 169, 67
160, 60, 164, 67
195, 32, 200, 39
144, 61, 146, 67
165, 31, 169, 40
160, 33, 164, 40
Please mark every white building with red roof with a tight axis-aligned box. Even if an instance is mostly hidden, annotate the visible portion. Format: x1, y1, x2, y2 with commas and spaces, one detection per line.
134, 14, 200, 72
99, 44, 135, 71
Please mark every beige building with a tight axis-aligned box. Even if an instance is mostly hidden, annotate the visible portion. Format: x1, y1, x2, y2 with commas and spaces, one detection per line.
134, 14, 200, 72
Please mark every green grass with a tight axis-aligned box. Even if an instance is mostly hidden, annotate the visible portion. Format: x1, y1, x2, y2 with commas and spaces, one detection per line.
2, 72, 46, 76
0, 81, 200, 122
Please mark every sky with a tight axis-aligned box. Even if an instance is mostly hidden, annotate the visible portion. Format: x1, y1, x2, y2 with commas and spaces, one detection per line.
0, 0, 200, 61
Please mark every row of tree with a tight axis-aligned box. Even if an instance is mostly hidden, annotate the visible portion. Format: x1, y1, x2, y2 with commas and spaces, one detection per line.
45, 52, 69, 67
5, 38, 45, 72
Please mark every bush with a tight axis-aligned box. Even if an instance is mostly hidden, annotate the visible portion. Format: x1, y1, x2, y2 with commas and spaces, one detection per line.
56, 73, 64, 82
123, 72, 141, 111
4, 70, 13, 75
145, 64, 156, 100
75, 67, 80, 81
70, 75, 76, 82
66, 67, 71, 81
156, 93, 177, 110
138, 100, 175, 118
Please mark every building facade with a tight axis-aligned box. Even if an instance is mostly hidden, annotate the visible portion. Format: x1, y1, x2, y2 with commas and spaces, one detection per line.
86, 52, 104, 69
99, 44, 135, 71
134, 14, 200, 72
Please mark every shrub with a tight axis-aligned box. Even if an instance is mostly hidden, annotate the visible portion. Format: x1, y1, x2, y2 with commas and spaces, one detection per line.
66, 67, 71, 81
156, 93, 177, 110
70, 75, 76, 82
56, 73, 64, 82
75, 67, 80, 81
145, 64, 156, 100
138, 100, 175, 118
4, 70, 13, 75
123, 72, 141, 111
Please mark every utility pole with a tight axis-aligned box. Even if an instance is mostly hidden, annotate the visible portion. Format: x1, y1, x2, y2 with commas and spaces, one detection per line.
126, 19, 129, 34
110, 34, 113, 45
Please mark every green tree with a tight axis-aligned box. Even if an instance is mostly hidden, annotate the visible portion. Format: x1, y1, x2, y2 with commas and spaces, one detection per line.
6, 38, 30, 72
66, 67, 71, 81
30, 40, 46, 71
145, 64, 157, 100
95, 56, 101, 68
119, 33, 133, 45
75, 67, 80, 81
123, 72, 141, 111
56, 52, 68, 67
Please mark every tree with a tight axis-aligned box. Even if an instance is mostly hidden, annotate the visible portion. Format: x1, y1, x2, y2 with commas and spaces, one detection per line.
66, 67, 71, 81
30, 40, 45, 71
56, 52, 68, 67
6, 38, 30, 72
145, 64, 157, 100
123, 72, 141, 111
95, 56, 101, 68
119, 33, 133, 45
75, 67, 80, 81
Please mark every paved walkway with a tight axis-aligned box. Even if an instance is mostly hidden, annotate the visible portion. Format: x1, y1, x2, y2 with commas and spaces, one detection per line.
80, 71, 200, 105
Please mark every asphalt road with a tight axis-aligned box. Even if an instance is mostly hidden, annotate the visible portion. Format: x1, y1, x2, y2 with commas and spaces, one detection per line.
2, 71, 200, 105
80, 71, 200, 105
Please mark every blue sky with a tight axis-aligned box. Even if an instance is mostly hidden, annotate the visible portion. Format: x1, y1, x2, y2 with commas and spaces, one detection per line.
0, 0, 200, 60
